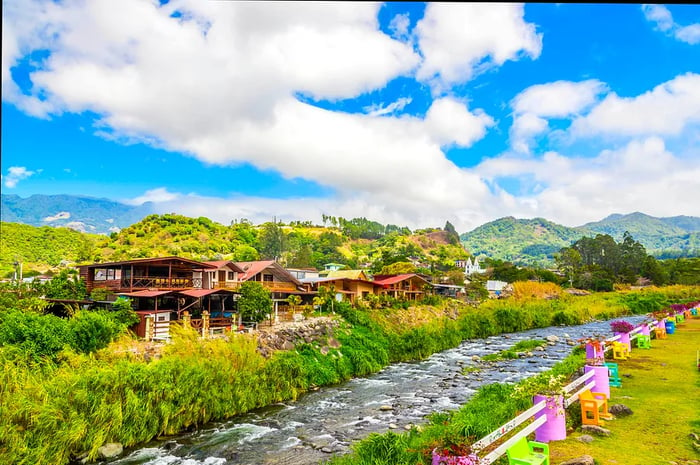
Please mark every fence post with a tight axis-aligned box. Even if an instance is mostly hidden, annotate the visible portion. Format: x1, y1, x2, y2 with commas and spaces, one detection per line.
202, 310, 210, 337
585, 364, 610, 399
533, 394, 566, 442
182, 311, 191, 328
144, 315, 154, 342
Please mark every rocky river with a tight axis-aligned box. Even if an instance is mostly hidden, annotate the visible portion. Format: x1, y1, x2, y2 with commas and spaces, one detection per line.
101, 315, 646, 465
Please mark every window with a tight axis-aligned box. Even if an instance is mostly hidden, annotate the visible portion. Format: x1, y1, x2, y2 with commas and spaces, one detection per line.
228, 271, 236, 280
94, 269, 107, 281
263, 274, 274, 282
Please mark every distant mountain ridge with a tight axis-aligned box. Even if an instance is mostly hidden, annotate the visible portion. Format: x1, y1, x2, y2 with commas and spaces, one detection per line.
3, 194, 699, 263
461, 212, 700, 265
1, 194, 153, 235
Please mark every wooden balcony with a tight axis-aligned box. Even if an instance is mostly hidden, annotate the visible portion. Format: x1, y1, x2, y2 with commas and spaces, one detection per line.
120, 276, 202, 290
213, 281, 299, 293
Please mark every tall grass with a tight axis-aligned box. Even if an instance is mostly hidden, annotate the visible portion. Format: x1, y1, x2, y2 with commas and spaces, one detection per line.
2, 287, 698, 464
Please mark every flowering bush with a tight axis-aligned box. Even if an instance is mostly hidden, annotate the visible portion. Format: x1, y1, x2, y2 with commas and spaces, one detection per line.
610, 320, 634, 333
512, 373, 567, 398
432, 445, 486, 465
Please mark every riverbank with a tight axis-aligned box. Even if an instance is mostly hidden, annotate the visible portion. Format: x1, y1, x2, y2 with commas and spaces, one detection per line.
550, 314, 700, 464
1, 286, 698, 464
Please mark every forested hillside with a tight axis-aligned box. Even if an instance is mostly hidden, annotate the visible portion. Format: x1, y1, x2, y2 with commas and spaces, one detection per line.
2, 215, 470, 279
460, 217, 586, 266
0, 223, 102, 277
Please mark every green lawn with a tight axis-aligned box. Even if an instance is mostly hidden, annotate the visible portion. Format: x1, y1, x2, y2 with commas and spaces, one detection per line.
550, 315, 700, 464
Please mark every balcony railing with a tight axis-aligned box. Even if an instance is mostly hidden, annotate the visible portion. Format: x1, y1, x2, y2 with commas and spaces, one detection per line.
120, 276, 202, 290
216, 281, 299, 292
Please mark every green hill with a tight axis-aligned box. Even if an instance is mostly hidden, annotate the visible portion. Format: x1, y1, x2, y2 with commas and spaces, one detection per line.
1, 215, 470, 278
581, 212, 700, 257
0, 222, 103, 278
460, 217, 587, 266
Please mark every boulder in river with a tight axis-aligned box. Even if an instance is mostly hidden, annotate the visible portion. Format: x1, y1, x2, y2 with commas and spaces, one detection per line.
97, 443, 123, 459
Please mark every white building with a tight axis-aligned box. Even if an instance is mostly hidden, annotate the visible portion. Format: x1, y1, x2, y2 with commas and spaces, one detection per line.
456, 257, 485, 276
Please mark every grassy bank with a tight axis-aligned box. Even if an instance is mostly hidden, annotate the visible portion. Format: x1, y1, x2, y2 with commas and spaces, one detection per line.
550, 315, 700, 463
1, 285, 698, 464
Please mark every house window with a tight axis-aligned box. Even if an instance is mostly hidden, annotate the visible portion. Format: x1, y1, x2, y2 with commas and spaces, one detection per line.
228, 271, 236, 280
263, 274, 274, 282
94, 269, 107, 281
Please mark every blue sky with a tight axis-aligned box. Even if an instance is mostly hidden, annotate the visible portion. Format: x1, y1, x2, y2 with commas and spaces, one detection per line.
2, 2, 700, 232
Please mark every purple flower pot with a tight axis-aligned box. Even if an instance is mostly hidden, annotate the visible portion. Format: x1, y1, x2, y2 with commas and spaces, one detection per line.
533, 394, 566, 442
585, 364, 610, 399
614, 331, 631, 351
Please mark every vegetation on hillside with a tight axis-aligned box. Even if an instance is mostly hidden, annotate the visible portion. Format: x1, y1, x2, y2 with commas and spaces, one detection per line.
0, 223, 102, 277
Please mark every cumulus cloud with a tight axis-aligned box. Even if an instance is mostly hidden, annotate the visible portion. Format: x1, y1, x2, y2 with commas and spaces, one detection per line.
510, 79, 606, 153
572, 73, 700, 137
642, 4, 700, 45
415, 3, 542, 92
475, 137, 700, 226
3, 166, 36, 188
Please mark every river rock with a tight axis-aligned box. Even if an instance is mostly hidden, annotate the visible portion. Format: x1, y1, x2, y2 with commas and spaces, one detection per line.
97, 443, 123, 459
388, 423, 398, 429
581, 425, 611, 437
609, 404, 633, 417
546, 335, 559, 343
281, 340, 295, 351
379, 405, 393, 411
560, 455, 595, 465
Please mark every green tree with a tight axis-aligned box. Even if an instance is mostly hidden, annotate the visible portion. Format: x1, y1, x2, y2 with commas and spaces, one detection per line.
555, 247, 582, 288
41, 269, 88, 300
258, 222, 286, 261
379, 261, 417, 275
444, 221, 460, 245
237, 281, 272, 323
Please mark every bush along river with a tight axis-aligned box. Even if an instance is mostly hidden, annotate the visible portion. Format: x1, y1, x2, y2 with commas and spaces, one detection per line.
99, 315, 646, 465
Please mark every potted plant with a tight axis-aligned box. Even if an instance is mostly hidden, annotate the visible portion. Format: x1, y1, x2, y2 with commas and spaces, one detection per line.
512, 374, 568, 442
610, 320, 634, 349
577, 335, 606, 365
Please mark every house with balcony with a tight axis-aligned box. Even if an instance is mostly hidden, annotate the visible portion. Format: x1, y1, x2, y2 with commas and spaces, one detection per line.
235, 260, 313, 321
373, 273, 432, 301
79, 257, 237, 339
204, 260, 245, 290
300, 275, 381, 304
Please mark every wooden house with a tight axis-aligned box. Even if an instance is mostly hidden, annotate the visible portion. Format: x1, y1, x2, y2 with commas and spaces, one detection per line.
373, 273, 432, 300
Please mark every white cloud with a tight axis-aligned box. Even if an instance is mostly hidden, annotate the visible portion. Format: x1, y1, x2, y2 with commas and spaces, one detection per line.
475, 137, 700, 226
415, 3, 542, 91
125, 187, 181, 205
642, 4, 674, 32
642, 4, 700, 45
510, 79, 606, 153
3, 166, 36, 188
424, 97, 495, 147
364, 97, 413, 116
572, 73, 700, 137
676, 23, 700, 45
388, 13, 410, 41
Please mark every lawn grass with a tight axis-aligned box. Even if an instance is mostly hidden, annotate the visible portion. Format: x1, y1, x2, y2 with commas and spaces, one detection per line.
550, 315, 700, 464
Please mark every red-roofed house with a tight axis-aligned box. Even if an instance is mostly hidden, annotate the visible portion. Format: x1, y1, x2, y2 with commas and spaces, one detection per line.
373, 273, 432, 301
203, 260, 245, 290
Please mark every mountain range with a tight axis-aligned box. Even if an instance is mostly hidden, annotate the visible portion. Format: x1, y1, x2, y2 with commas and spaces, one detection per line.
2, 194, 700, 264
461, 213, 700, 265
1, 194, 154, 234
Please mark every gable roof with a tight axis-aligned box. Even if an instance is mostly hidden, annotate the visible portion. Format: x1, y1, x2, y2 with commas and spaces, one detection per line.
204, 260, 245, 273
373, 273, 430, 287
324, 270, 369, 280
81, 256, 217, 270
234, 260, 302, 286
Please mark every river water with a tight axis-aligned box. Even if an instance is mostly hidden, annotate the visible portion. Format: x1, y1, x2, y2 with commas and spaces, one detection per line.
102, 316, 645, 465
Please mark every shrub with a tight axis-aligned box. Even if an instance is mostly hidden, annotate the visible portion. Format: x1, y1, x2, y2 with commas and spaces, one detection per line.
69, 311, 124, 354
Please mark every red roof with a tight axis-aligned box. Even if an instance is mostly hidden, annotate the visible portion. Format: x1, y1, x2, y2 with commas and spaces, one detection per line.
372, 274, 427, 287
204, 261, 245, 273
234, 261, 302, 286
178, 289, 236, 298
82, 256, 217, 269
118, 290, 173, 298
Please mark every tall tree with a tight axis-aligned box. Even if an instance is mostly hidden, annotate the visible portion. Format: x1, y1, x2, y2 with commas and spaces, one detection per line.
237, 281, 272, 323
258, 221, 286, 261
